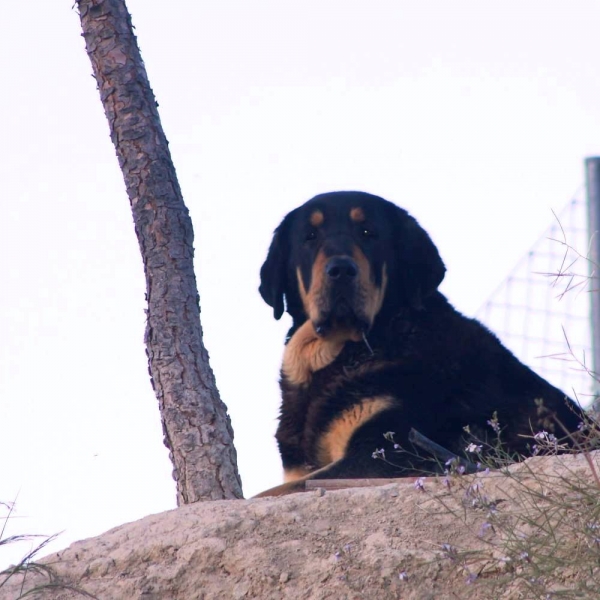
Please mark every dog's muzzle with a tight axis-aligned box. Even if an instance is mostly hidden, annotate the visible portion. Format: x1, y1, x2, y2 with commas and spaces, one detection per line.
314, 256, 367, 335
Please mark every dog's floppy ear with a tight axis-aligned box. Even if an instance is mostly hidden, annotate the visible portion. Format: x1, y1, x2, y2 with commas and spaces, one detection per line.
392, 207, 446, 309
259, 214, 292, 320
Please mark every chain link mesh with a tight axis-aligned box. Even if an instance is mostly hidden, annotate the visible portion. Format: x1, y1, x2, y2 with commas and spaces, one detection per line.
477, 194, 596, 408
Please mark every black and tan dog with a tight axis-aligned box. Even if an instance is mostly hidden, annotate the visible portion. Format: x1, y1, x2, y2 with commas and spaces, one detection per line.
257, 191, 585, 496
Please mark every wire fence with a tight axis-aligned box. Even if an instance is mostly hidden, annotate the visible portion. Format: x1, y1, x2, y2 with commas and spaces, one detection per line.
476, 194, 596, 408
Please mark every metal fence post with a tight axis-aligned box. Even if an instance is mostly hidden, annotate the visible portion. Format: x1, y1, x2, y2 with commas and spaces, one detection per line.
585, 157, 600, 406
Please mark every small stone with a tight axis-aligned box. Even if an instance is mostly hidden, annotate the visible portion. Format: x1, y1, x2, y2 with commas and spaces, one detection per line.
315, 487, 326, 497
279, 572, 290, 584
233, 582, 250, 599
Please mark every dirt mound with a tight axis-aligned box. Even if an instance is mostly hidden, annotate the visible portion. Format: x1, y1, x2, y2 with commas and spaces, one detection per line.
2, 451, 599, 599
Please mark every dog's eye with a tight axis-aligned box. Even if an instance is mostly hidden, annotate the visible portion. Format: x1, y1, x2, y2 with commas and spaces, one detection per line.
305, 230, 317, 242
361, 227, 377, 239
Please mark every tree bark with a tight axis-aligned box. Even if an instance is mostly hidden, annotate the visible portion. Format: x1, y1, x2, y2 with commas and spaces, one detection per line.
77, 0, 243, 503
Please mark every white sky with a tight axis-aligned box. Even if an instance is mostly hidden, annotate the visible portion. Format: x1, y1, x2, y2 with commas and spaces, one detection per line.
2, 0, 600, 568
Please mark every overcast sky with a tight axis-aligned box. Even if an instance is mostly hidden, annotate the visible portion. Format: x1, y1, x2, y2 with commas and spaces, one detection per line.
2, 0, 600, 568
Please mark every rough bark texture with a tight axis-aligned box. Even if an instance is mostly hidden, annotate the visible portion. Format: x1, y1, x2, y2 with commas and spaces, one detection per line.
77, 0, 243, 503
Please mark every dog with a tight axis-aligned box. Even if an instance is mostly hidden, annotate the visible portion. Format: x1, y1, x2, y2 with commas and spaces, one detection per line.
256, 191, 585, 497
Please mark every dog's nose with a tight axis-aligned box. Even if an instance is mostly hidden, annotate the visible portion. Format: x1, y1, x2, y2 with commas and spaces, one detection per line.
326, 256, 358, 280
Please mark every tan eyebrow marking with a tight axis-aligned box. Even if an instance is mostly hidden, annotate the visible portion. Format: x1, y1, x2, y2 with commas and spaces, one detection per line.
350, 207, 365, 222
310, 210, 324, 227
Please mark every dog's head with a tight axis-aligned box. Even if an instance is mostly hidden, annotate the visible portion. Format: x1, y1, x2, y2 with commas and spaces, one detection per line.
259, 191, 445, 336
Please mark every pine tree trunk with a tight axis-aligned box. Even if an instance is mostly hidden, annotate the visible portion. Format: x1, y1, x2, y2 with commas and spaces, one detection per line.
77, 0, 243, 503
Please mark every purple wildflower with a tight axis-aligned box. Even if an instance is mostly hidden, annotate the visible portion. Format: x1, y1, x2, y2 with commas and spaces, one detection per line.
487, 417, 501, 433
465, 443, 482, 453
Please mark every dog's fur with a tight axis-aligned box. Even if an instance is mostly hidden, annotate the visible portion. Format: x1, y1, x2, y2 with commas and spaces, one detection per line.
257, 191, 585, 496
